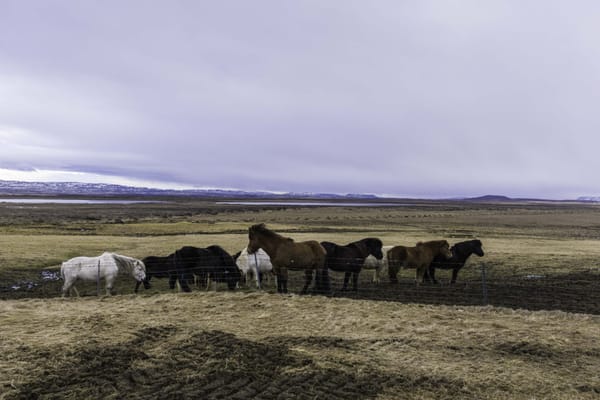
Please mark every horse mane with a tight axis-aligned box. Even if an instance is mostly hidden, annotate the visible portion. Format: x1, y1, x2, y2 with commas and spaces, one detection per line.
417, 240, 447, 248
110, 253, 139, 271
206, 245, 235, 267
249, 223, 291, 242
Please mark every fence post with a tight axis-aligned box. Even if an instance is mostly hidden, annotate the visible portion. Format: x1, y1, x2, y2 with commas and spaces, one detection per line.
97, 260, 101, 296
481, 263, 488, 305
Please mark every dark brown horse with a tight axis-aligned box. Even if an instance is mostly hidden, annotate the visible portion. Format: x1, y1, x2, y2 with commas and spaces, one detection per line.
425, 239, 484, 284
387, 240, 452, 285
321, 238, 383, 291
247, 223, 327, 294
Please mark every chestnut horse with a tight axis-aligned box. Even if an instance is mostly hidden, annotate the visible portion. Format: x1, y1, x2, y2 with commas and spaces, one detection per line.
387, 240, 452, 285
246, 223, 327, 294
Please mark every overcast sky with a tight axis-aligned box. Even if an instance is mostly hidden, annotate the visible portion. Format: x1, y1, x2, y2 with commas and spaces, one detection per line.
1, 1, 599, 199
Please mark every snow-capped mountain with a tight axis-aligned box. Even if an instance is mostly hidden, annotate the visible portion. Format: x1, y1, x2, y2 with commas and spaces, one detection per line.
0, 180, 379, 199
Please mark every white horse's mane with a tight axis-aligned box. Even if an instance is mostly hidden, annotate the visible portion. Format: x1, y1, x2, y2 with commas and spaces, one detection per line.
107, 252, 141, 272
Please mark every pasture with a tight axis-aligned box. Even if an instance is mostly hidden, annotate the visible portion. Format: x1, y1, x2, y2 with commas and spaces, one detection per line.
1, 198, 600, 399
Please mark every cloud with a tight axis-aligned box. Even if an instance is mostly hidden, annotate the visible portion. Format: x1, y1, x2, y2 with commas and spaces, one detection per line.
0, 1, 599, 198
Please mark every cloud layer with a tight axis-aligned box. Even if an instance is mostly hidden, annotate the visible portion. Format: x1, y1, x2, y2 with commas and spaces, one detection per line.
1, 1, 599, 198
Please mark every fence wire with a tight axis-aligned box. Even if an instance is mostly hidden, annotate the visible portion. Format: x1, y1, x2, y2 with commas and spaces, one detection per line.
2, 256, 599, 315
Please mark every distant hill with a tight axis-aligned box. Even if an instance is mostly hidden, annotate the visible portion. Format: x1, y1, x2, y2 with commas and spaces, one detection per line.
577, 196, 600, 202
0, 180, 379, 200
462, 195, 514, 202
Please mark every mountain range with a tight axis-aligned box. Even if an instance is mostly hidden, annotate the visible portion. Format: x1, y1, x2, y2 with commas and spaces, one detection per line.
0, 180, 378, 199
0, 180, 596, 202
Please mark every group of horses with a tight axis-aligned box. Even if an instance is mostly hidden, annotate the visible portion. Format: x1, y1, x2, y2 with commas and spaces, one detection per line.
59, 223, 484, 296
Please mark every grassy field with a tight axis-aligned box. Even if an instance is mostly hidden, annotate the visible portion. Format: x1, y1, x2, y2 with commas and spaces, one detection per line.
1, 198, 599, 399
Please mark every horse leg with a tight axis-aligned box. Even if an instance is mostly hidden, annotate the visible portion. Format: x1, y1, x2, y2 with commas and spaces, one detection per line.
451, 268, 459, 284
276, 274, 282, 293
415, 266, 427, 287
342, 272, 351, 291
141, 276, 152, 291
105, 275, 116, 296
388, 263, 399, 284
62, 278, 73, 298
317, 268, 330, 294
253, 266, 260, 289
426, 266, 438, 284
373, 266, 380, 284
301, 270, 313, 295
179, 273, 192, 292
352, 272, 359, 291
257, 269, 262, 290
168, 274, 177, 290
281, 268, 289, 294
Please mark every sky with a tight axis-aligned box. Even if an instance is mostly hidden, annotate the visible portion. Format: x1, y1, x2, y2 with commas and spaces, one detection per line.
1, 1, 599, 199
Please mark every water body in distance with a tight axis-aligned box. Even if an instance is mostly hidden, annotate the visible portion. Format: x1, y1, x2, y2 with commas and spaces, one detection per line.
216, 201, 408, 207
0, 198, 163, 205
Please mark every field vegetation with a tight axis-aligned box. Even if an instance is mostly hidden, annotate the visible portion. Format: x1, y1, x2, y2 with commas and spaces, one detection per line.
1, 198, 599, 399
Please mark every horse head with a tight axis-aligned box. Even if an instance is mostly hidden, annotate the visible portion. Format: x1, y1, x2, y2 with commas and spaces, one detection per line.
132, 260, 147, 282
440, 240, 453, 259
472, 240, 485, 257
366, 238, 384, 260
247, 223, 267, 254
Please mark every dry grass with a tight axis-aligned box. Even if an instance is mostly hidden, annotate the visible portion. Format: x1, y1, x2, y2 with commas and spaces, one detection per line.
1, 199, 600, 398
1, 292, 599, 399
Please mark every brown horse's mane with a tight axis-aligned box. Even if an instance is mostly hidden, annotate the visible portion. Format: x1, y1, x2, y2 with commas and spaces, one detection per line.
249, 223, 293, 242
417, 240, 447, 248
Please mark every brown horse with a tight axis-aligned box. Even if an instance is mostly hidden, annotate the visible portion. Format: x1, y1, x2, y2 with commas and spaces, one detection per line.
387, 240, 452, 285
247, 223, 327, 294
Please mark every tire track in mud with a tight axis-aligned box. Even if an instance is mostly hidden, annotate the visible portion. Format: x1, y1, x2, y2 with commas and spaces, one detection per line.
7, 326, 475, 400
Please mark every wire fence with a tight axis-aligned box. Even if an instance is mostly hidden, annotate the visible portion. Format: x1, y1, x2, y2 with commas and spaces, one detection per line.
2, 256, 599, 315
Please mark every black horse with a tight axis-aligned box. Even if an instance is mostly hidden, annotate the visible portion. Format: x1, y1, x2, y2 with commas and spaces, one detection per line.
135, 254, 177, 293
320, 238, 383, 291
173, 245, 241, 292
425, 239, 484, 284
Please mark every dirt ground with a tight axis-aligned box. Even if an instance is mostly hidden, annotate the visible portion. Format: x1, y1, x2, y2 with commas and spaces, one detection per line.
1, 292, 599, 400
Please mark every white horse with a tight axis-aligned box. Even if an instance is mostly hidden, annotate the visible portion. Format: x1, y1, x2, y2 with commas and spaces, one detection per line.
362, 245, 393, 283
61, 252, 146, 297
235, 247, 272, 289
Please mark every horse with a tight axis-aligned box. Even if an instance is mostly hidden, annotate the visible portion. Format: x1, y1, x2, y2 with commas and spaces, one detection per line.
134, 254, 177, 293
320, 238, 383, 291
362, 245, 394, 283
234, 247, 273, 289
387, 240, 452, 285
425, 239, 484, 284
172, 245, 241, 292
61, 252, 146, 297
246, 223, 327, 294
